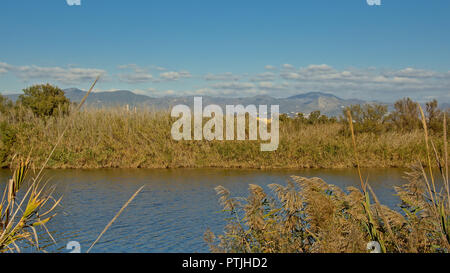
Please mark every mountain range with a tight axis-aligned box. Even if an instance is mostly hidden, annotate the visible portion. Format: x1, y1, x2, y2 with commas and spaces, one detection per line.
4, 88, 439, 117
54, 89, 367, 117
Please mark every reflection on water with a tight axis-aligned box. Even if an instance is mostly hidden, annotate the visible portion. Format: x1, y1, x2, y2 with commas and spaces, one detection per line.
0, 168, 409, 253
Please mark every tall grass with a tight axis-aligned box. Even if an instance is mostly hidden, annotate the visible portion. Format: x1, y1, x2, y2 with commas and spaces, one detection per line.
205, 109, 449, 253
0, 107, 441, 169
0, 158, 61, 252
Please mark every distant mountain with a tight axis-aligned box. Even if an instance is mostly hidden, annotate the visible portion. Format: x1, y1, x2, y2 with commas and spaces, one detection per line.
3, 89, 382, 117
63, 88, 154, 107
144, 92, 371, 117
288, 92, 341, 100
3, 88, 154, 107
283, 92, 367, 116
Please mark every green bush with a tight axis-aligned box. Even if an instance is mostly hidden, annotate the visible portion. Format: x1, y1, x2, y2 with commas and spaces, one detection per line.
0, 121, 16, 167
0, 94, 13, 115
306, 110, 333, 125
17, 84, 70, 118
387, 98, 421, 132
425, 99, 450, 134
342, 103, 388, 135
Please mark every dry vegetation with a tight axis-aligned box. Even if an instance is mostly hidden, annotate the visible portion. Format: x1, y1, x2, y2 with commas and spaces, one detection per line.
0, 158, 61, 252
0, 106, 444, 169
205, 109, 449, 253
1, 85, 448, 169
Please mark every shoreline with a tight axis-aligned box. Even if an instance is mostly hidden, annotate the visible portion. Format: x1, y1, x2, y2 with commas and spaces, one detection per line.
0, 165, 412, 171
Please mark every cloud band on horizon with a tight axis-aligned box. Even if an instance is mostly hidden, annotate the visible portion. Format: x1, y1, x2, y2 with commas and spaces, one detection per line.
1, 61, 449, 103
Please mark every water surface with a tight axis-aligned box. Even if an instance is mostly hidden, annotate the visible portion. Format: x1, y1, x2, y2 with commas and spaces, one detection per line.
0, 168, 409, 253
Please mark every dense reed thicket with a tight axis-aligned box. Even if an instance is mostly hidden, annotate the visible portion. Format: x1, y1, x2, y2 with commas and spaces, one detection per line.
0, 84, 448, 169
205, 169, 449, 253
205, 109, 449, 253
0, 105, 443, 169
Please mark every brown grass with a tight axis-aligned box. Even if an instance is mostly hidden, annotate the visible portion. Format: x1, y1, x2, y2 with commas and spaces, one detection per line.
205, 109, 449, 253
0, 108, 440, 169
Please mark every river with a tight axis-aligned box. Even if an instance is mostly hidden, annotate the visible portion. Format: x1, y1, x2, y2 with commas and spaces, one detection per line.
0, 168, 409, 253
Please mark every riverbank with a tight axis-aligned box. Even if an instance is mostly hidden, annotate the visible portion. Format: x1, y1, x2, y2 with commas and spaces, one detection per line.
0, 108, 441, 169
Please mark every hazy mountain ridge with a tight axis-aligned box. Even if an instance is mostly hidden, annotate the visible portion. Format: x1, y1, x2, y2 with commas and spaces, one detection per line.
2, 88, 379, 117
145, 91, 374, 117
63, 88, 154, 107
9, 88, 449, 117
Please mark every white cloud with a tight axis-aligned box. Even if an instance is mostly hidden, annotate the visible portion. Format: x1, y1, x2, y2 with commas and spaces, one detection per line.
211, 81, 255, 90
305, 64, 333, 71
1, 62, 105, 85
118, 64, 153, 84
249, 72, 276, 82
278, 64, 450, 101
2, 60, 449, 102
159, 70, 191, 81
258, 81, 284, 89
118, 64, 192, 83
204, 72, 240, 81
0, 62, 11, 74
389, 67, 436, 78
282, 64, 294, 70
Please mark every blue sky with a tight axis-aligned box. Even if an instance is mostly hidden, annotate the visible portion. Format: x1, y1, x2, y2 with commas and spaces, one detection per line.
1, 0, 449, 102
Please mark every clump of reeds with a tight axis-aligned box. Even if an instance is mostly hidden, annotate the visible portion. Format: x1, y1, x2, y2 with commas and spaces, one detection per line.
0, 107, 437, 169
0, 157, 61, 252
205, 109, 449, 253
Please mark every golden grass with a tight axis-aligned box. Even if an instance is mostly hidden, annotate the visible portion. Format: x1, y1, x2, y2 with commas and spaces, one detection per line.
0, 158, 61, 252
0, 107, 440, 169
205, 109, 450, 253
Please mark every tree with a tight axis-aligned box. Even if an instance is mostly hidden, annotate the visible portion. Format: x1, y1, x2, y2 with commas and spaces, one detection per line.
342, 103, 387, 134
308, 111, 321, 125
425, 99, 443, 133
296, 112, 307, 124
17, 84, 70, 117
279, 113, 289, 122
389, 98, 420, 132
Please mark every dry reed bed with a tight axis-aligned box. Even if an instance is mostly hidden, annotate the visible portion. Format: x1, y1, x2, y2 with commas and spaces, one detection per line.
205, 109, 449, 253
0, 107, 440, 169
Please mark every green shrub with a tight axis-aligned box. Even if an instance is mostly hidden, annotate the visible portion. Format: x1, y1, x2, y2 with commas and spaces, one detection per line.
425, 99, 450, 134
17, 84, 70, 118
0, 94, 13, 115
387, 97, 421, 132
0, 121, 16, 167
341, 103, 387, 135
